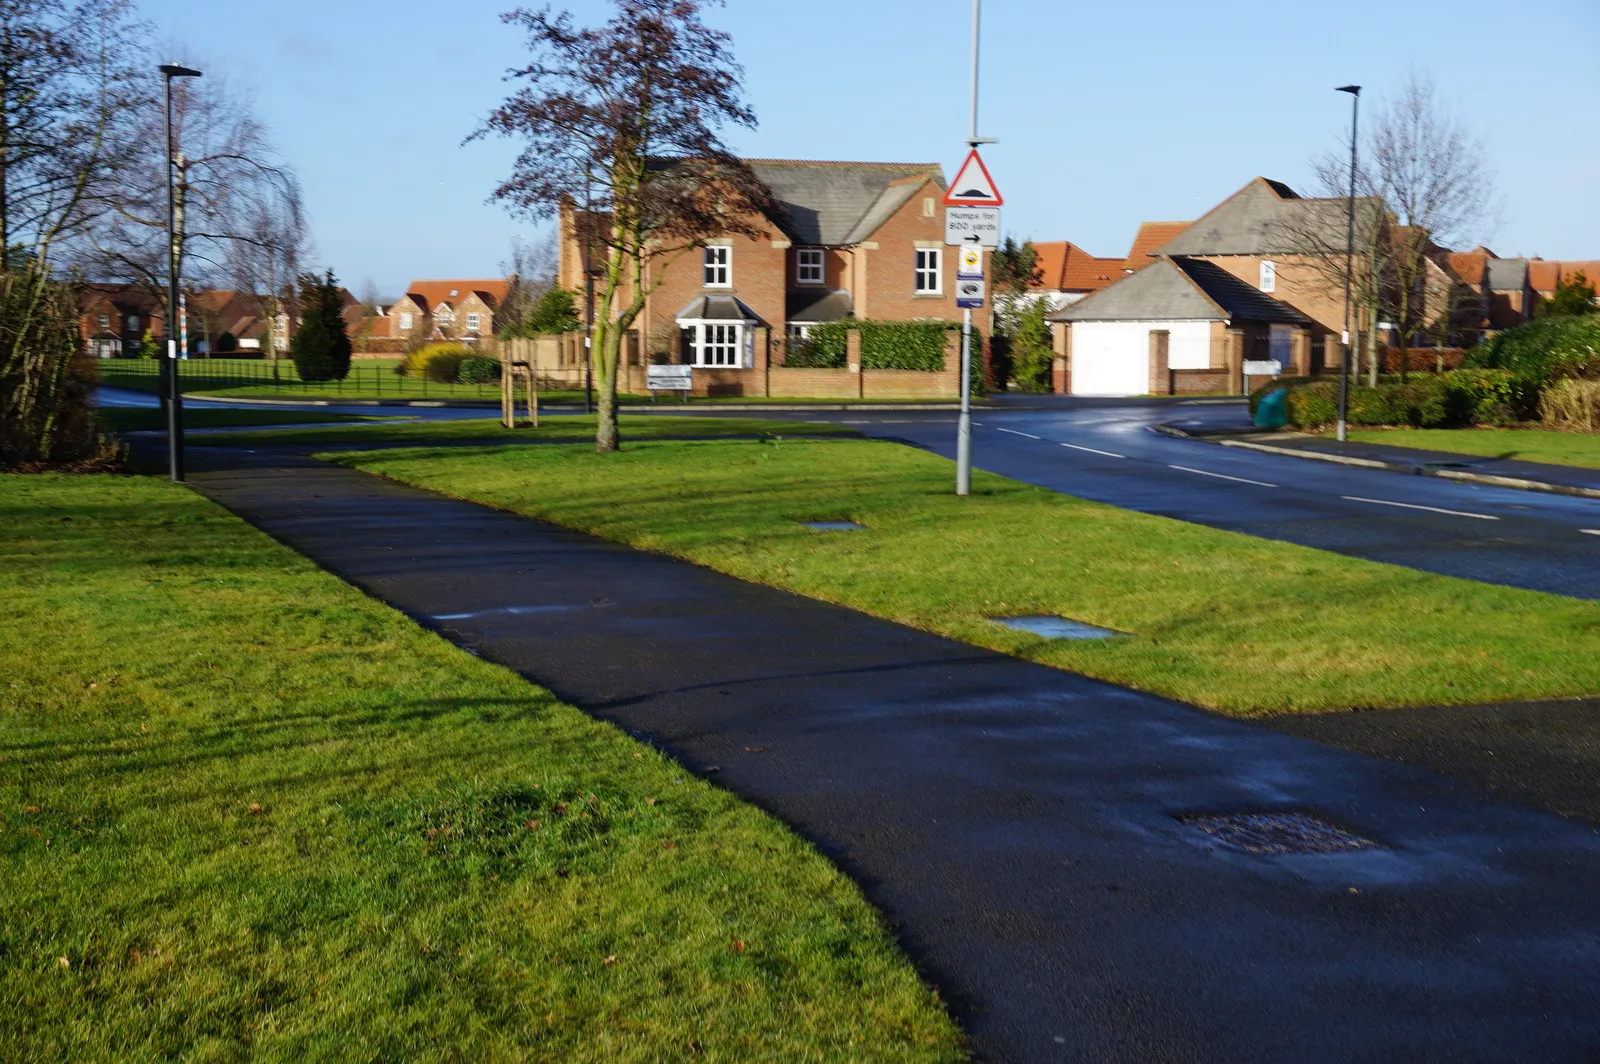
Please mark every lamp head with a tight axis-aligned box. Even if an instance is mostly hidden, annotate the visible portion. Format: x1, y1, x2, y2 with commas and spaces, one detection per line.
160, 64, 203, 79
1336, 84, 1361, 96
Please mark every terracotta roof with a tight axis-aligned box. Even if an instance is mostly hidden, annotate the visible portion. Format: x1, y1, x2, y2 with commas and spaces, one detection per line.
1030, 241, 1124, 293
1122, 221, 1191, 271
1448, 251, 1487, 286
406, 279, 511, 313
1529, 260, 1600, 294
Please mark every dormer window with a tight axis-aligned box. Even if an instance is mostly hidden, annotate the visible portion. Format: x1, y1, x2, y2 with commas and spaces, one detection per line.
796, 248, 824, 285
1259, 260, 1277, 293
436, 305, 454, 323
703, 245, 731, 288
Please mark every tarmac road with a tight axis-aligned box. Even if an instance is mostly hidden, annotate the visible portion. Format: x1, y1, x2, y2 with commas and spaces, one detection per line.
770, 398, 1600, 600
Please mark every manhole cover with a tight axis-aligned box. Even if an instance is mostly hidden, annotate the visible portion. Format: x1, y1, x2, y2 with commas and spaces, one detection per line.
800, 520, 865, 532
1179, 812, 1379, 855
991, 615, 1124, 640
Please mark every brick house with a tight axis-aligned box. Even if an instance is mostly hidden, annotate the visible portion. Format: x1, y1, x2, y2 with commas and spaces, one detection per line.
557, 159, 972, 395
382, 280, 510, 345
81, 284, 163, 358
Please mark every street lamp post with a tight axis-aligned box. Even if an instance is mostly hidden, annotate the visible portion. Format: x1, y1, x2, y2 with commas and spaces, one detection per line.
160, 62, 202, 482
1335, 84, 1360, 443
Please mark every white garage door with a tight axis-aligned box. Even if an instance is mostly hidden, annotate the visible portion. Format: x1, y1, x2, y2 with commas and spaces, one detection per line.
1070, 322, 1150, 396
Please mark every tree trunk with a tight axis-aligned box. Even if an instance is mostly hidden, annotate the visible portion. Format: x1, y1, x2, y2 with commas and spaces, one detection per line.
594, 324, 621, 452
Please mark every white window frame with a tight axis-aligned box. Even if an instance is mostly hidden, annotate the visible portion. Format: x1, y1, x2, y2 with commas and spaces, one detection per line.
914, 248, 942, 294
703, 245, 732, 288
795, 248, 824, 286
466, 312, 481, 332
97, 314, 110, 329
683, 321, 748, 367
787, 323, 812, 341
1259, 260, 1277, 293
127, 314, 139, 332
398, 311, 414, 331
435, 305, 455, 323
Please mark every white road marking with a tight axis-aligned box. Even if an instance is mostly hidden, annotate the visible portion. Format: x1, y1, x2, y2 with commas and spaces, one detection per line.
1168, 465, 1278, 488
1061, 442, 1126, 459
1582, 529, 1600, 536
1340, 496, 1500, 521
995, 427, 1042, 440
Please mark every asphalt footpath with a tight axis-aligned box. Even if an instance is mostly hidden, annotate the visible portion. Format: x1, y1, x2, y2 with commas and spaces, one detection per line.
176, 445, 1600, 1064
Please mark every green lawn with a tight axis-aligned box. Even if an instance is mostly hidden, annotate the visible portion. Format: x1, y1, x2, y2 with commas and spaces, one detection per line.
1345, 427, 1600, 470
96, 407, 393, 432
0, 474, 962, 1062
328, 438, 1600, 715
194, 415, 859, 448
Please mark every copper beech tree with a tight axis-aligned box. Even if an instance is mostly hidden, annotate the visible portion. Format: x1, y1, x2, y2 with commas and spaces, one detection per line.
475, 0, 772, 452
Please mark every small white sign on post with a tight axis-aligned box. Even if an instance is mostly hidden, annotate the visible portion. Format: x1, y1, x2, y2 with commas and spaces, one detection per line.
956, 244, 984, 277
956, 277, 986, 309
946, 207, 1000, 247
1243, 360, 1281, 376
647, 364, 693, 401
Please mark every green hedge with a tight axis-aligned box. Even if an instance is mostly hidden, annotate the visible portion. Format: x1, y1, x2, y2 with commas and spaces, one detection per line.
1251, 369, 1543, 429
1463, 315, 1600, 382
787, 320, 955, 371
458, 356, 501, 384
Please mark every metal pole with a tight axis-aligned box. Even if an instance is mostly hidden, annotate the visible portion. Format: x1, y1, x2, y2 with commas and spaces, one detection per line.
955, 0, 983, 496
957, 308, 973, 495
159, 63, 200, 481
1336, 85, 1361, 443
163, 71, 182, 481
583, 177, 595, 415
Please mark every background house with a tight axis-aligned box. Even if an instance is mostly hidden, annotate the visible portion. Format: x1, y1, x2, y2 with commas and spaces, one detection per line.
382, 280, 510, 345
1027, 241, 1124, 310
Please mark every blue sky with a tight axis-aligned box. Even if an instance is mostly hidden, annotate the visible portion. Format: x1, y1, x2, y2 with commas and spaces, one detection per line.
145, 0, 1599, 296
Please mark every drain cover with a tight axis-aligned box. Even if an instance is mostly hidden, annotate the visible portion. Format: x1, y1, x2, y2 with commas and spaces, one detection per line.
800, 520, 864, 531
1180, 812, 1379, 855
991, 615, 1124, 640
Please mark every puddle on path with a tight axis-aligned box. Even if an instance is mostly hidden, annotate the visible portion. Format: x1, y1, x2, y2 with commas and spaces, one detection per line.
433, 604, 587, 621
990, 615, 1125, 640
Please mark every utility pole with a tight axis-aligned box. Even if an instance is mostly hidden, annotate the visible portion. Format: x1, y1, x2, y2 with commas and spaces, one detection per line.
160, 62, 202, 483
956, 0, 997, 497
1335, 84, 1361, 443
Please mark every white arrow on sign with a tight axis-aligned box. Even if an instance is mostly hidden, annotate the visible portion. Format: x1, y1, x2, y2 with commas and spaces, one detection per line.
943, 149, 1003, 207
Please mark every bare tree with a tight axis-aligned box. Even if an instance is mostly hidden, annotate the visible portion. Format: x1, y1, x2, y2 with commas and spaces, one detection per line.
1366, 74, 1498, 380
77, 63, 305, 359
496, 233, 555, 338
0, 0, 148, 267
474, 0, 773, 451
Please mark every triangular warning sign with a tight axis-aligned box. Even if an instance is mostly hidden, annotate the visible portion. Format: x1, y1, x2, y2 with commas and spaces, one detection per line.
943, 149, 1003, 207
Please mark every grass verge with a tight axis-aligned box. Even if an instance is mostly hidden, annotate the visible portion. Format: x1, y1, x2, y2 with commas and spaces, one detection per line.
0, 474, 962, 1062
194, 415, 858, 448
325, 438, 1600, 715
96, 407, 392, 432
1345, 427, 1600, 470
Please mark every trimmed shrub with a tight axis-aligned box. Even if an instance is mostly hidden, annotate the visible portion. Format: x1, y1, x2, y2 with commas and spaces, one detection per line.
400, 343, 476, 382
1540, 379, 1600, 431
215, 331, 238, 353
785, 319, 955, 371
1445, 369, 1542, 426
1463, 315, 1600, 382
458, 356, 501, 384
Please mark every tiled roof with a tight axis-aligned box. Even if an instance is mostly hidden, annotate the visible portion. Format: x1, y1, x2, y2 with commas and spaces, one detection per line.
1448, 251, 1487, 286
787, 288, 853, 323
1052, 255, 1312, 326
406, 279, 511, 313
1155, 177, 1384, 257
1529, 260, 1600, 294
1122, 221, 1191, 271
1031, 242, 1124, 293
1484, 258, 1528, 292
744, 160, 944, 246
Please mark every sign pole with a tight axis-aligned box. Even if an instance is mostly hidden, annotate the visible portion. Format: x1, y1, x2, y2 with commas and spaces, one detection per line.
957, 0, 984, 497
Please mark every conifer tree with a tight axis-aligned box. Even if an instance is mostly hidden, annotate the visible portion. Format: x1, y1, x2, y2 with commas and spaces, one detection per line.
291, 271, 352, 381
